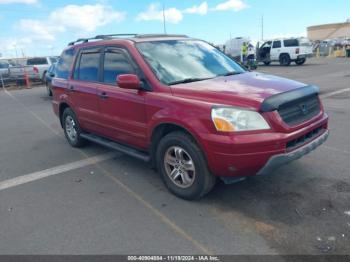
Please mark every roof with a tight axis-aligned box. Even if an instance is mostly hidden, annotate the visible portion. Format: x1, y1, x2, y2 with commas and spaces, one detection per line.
67, 34, 190, 46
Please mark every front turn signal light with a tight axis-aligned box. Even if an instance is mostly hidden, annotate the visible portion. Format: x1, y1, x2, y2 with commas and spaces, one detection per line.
213, 117, 235, 132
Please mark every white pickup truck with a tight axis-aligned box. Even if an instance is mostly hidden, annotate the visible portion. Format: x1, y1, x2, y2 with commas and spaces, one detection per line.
26, 57, 59, 81
257, 38, 313, 66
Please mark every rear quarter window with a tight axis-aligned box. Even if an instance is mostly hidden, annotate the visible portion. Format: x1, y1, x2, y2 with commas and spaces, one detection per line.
283, 39, 299, 47
56, 49, 76, 79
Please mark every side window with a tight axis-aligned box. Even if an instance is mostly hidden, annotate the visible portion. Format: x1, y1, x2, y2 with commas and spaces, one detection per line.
56, 49, 76, 79
103, 50, 135, 84
284, 39, 299, 47
272, 41, 281, 48
77, 52, 101, 82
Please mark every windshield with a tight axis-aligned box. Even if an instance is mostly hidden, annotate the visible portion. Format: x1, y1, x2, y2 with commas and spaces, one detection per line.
49, 57, 58, 64
136, 40, 245, 85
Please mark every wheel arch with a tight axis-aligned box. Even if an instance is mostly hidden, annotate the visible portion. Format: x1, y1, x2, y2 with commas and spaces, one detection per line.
279, 53, 291, 59
149, 122, 206, 169
59, 102, 71, 128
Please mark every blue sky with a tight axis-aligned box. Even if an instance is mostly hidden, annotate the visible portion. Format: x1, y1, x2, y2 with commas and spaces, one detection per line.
0, 0, 349, 57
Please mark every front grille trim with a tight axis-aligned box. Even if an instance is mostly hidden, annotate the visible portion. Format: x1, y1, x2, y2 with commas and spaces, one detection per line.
278, 94, 321, 126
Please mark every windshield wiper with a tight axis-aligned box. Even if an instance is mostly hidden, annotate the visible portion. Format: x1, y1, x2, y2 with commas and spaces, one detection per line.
168, 77, 213, 86
217, 71, 243, 77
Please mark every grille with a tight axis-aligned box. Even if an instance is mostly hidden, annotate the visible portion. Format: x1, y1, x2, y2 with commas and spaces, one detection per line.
278, 94, 321, 126
286, 127, 323, 150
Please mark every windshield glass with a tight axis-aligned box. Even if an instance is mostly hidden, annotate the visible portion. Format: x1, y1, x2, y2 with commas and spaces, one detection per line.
136, 40, 245, 85
49, 57, 58, 64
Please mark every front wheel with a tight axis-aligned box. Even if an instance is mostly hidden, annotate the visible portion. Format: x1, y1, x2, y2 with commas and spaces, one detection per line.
295, 58, 306, 65
156, 132, 216, 200
62, 108, 86, 148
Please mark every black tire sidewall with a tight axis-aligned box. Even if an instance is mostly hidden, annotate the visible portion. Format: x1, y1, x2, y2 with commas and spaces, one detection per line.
295, 58, 306, 65
62, 108, 84, 147
280, 54, 291, 66
156, 133, 210, 200
46, 83, 52, 96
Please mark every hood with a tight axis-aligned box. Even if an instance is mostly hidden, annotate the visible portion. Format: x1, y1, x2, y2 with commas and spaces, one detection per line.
171, 72, 306, 110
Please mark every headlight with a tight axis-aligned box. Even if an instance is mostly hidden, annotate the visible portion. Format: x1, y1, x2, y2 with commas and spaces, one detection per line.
211, 107, 270, 132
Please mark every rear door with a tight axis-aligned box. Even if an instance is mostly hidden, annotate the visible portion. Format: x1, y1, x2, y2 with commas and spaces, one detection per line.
97, 46, 148, 149
68, 48, 102, 133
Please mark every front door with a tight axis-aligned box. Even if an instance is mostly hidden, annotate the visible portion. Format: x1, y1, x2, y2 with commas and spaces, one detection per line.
97, 47, 148, 150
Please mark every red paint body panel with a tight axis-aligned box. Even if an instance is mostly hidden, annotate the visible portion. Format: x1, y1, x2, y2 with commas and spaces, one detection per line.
52, 38, 329, 178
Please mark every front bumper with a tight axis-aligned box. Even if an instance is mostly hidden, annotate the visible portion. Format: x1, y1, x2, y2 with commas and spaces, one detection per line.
257, 130, 329, 176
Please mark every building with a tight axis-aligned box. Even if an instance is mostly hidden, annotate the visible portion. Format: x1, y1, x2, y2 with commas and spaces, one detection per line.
307, 21, 350, 41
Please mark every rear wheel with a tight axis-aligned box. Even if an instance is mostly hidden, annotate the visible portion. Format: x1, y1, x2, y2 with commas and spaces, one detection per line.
279, 54, 291, 66
62, 108, 85, 148
156, 132, 216, 200
295, 58, 306, 65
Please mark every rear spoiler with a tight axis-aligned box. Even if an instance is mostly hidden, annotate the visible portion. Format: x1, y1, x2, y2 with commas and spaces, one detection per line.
260, 85, 320, 112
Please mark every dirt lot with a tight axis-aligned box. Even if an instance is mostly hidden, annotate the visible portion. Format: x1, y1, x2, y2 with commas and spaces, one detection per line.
0, 57, 349, 255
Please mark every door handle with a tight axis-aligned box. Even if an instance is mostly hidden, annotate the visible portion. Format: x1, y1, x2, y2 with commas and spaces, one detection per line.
99, 92, 109, 99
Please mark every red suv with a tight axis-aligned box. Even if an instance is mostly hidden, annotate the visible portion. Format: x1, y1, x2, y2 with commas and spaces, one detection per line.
52, 34, 329, 200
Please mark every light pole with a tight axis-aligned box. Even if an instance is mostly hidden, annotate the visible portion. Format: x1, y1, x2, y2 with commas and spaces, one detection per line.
163, 4, 167, 34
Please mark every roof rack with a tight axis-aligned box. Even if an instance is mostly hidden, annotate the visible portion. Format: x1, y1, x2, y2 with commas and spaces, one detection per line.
134, 34, 188, 38
68, 34, 189, 46
94, 34, 138, 40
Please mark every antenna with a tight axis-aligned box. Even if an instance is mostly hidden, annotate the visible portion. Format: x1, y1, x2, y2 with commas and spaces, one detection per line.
163, 4, 167, 34
261, 15, 264, 41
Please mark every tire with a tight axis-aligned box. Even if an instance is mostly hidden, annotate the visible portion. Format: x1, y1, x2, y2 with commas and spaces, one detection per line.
279, 54, 291, 66
263, 61, 271, 66
46, 82, 52, 96
156, 131, 216, 200
295, 58, 306, 65
62, 108, 86, 148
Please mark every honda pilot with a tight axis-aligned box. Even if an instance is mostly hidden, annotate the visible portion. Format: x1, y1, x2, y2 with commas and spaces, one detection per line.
52, 34, 329, 200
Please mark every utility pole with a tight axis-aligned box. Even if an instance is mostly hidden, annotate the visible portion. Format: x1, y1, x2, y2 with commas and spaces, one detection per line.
163, 4, 167, 34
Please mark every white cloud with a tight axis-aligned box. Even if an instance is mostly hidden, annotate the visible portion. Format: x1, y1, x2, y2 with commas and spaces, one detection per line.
184, 2, 208, 15
17, 19, 60, 41
214, 0, 249, 11
16, 4, 125, 42
0, 0, 37, 4
50, 4, 125, 32
136, 3, 183, 24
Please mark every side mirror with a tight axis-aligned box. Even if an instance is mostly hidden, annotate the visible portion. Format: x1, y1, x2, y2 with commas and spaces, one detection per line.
117, 74, 141, 90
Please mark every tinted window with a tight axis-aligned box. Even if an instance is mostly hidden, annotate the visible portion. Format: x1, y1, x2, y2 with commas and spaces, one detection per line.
0, 62, 9, 69
49, 57, 58, 64
272, 41, 281, 48
56, 48, 76, 79
284, 39, 299, 47
137, 40, 245, 85
27, 58, 48, 65
77, 52, 100, 82
103, 51, 134, 84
